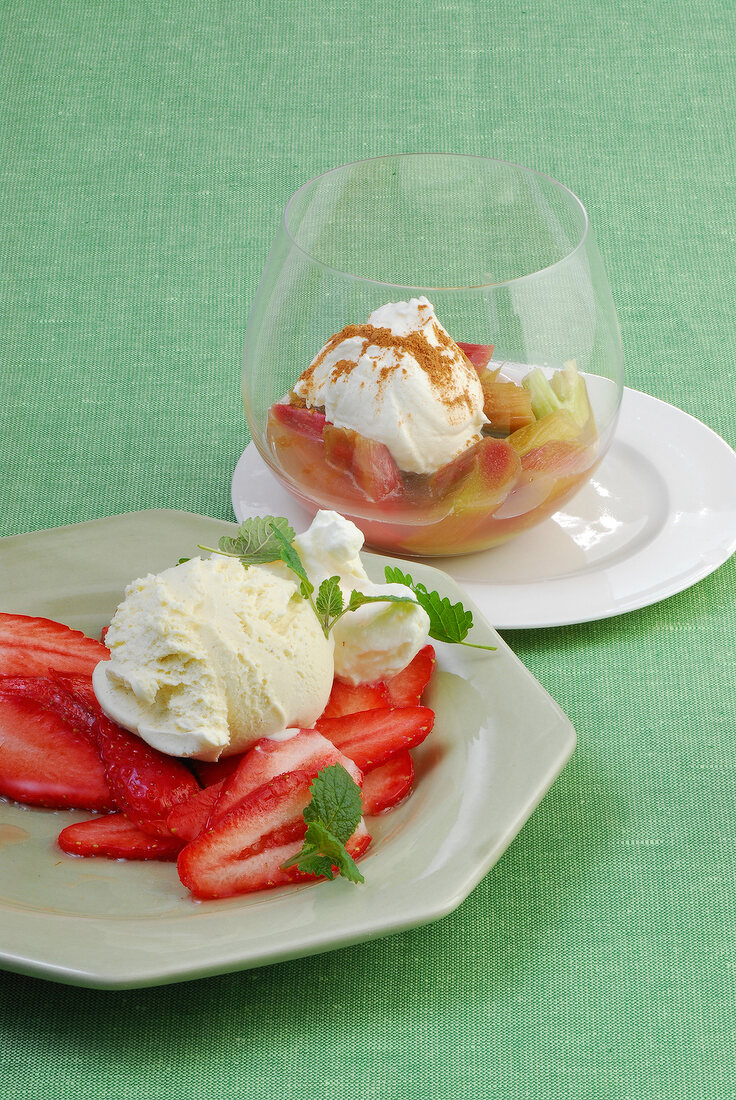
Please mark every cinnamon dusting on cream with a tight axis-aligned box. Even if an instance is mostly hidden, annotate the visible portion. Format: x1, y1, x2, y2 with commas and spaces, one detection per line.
299, 321, 477, 422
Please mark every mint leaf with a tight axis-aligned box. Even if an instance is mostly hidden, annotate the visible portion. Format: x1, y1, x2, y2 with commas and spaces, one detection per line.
315, 576, 343, 626
345, 589, 417, 613
199, 516, 295, 564
303, 763, 363, 841
268, 522, 314, 600
281, 764, 365, 885
384, 566, 495, 651
293, 822, 364, 883
286, 839, 335, 881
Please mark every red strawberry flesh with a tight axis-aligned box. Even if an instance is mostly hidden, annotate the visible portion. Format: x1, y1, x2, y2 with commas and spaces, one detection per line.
209, 729, 362, 829
0, 693, 113, 811
0, 613, 108, 678
178, 768, 371, 900
385, 646, 436, 707
321, 679, 390, 718
58, 813, 185, 861
314, 706, 434, 771
361, 750, 415, 816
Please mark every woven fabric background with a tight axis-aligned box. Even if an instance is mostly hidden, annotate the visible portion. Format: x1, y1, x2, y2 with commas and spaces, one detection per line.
1, 1, 735, 1097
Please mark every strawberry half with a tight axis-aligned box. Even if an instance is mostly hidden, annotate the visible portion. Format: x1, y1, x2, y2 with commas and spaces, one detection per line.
177, 768, 370, 899
58, 813, 185, 861
321, 679, 390, 719
314, 706, 434, 772
0, 692, 113, 811
208, 729, 362, 830
385, 646, 436, 707
189, 754, 243, 788
0, 673, 201, 834
0, 613, 108, 678
361, 750, 414, 816
167, 780, 225, 842
90, 711, 200, 836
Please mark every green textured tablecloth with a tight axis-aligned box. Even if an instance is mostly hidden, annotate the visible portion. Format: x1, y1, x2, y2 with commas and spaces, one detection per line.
2, 1, 735, 1097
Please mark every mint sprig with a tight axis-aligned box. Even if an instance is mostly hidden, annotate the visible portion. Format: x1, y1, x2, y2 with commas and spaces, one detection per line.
281, 764, 365, 884
201, 515, 492, 651
199, 516, 296, 565
384, 566, 495, 651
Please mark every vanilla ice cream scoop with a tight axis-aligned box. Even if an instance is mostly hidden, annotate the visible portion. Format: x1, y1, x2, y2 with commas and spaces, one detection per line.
293, 511, 430, 685
292, 297, 487, 475
93, 556, 334, 761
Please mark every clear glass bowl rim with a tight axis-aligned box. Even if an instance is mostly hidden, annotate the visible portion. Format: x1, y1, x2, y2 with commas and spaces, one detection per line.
281, 153, 591, 292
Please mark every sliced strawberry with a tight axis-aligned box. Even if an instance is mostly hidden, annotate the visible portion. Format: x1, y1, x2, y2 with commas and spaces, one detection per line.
209, 729, 362, 829
0, 693, 113, 811
314, 706, 434, 772
0, 673, 201, 834
58, 813, 185, 861
90, 711, 200, 837
0, 674, 99, 728
167, 780, 225, 842
457, 341, 494, 371
189, 754, 243, 788
385, 646, 436, 707
0, 613, 108, 677
321, 679, 390, 718
177, 769, 370, 899
269, 402, 327, 439
361, 750, 414, 815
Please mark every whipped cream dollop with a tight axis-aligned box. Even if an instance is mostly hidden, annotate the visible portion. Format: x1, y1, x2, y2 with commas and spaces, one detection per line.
292, 297, 486, 475
293, 510, 430, 685
93, 556, 334, 761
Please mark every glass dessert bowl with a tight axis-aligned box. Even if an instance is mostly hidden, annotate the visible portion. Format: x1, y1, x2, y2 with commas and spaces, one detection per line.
243, 155, 623, 557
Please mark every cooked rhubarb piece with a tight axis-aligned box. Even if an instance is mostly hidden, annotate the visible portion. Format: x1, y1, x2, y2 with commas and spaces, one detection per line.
361, 750, 415, 815
481, 378, 535, 434
521, 439, 596, 478
507, 409, 581, 457
457, 342, 495, 371
268, 401, 327, 439
523, 359, 593, 431
267, 406, 364, 510
58, 814, 185, 861
431, 436, 521, 514
324, 425, 404, 502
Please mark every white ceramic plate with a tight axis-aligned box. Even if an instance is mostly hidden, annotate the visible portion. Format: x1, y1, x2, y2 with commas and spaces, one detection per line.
232, 388, 736, 629
0, 510, 575, 989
